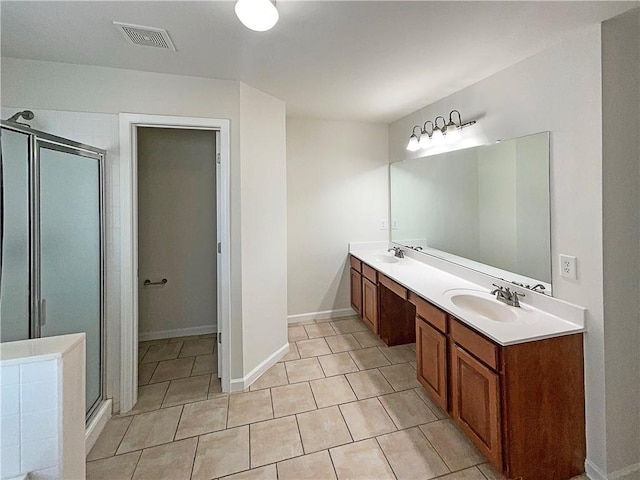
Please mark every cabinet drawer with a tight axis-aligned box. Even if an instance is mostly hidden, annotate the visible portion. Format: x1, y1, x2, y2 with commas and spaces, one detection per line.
350, 255, 361, 272
450, 317, 499, 371
379, 275, 407, 299
362, 264, 377, 283
409, 292, 447, 333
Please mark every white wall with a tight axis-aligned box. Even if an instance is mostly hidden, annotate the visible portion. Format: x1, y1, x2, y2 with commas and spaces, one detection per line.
1, 58, 288, 391
239, 83, 288, 376
390, 26, 611, 473
137, 128, 217, 339
601, 8, 640, 477
286, 118, 389, 319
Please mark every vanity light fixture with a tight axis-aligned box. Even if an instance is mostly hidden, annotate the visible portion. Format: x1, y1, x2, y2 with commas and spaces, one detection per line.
406, 126, 421, 151
405, 109, 477, 151
235, 0, 279, 32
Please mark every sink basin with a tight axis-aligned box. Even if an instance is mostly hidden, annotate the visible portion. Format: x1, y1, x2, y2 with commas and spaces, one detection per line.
446, 290, 518, 323
372, 255, 399, 264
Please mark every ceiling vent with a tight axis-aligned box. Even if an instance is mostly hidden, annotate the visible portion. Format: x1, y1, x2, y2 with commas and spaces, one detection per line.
113, 22, 176, 51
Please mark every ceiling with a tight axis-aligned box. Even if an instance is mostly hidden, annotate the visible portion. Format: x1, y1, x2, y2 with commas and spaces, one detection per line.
1, 1, 637, 123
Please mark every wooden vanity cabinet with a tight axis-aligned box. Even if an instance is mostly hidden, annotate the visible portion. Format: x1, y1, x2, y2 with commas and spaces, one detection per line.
378, 275, 416, 346
349, 256, 362, 317
448, 316, 585, 480
361, 264, 378, 334
348, 256, 585, 479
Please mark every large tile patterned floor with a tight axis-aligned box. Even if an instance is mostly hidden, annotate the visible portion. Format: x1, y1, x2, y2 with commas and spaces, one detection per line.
87, 317, 586, 480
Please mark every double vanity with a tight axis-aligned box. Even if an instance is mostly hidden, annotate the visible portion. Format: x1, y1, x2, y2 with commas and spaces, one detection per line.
349, 244, 586, 480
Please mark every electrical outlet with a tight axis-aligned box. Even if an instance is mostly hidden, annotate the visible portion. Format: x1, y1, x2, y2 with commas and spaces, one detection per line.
559, 254, 577, 280
379, 219, 388, 230
392, 220, 399, 230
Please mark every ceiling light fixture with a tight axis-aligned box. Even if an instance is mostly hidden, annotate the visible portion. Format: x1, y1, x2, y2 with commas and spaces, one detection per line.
406, 110, 477, 151
235, 0, 279, 32
406, 126, 421, 152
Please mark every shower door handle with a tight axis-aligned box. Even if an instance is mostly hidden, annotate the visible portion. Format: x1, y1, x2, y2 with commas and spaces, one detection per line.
39, 298, 47, 327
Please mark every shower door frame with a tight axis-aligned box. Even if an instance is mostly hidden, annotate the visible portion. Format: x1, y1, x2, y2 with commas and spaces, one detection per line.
0, 121, 107, 420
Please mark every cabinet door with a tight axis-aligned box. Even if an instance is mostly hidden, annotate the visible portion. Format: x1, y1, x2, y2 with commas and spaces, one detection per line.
416, 317, 447, 410
451, 344, 502, 469
362, 277, 378, 334
350, 268, 362, 317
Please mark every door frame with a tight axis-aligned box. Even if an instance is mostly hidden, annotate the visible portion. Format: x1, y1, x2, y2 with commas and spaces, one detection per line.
119, 113, 231, 413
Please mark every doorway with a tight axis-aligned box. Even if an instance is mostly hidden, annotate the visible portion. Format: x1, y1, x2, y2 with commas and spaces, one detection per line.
137, 127, 219, 392
119, 114, 231, 413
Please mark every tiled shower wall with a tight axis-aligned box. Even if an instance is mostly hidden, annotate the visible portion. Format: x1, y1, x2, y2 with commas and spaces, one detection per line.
1, 359, 59, 479
1, 107, 122, 410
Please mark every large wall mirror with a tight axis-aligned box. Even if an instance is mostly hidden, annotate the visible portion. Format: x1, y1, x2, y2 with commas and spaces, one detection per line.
390, 131, 552, 294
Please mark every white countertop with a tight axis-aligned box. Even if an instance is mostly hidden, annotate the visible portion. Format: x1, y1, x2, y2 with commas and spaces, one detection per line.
350, 246, 584, 346
0, 333, 86, 366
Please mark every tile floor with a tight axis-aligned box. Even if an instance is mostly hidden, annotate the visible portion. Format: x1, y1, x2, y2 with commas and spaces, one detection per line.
87, 317, 587, 480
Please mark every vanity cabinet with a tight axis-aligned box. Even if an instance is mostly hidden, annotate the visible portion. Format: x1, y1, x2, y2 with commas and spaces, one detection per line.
349, 257, 362, 317
449, 314, 585, 479
348, 254, 586, 479
411, 292, 585, 480
361, 264, 378, 333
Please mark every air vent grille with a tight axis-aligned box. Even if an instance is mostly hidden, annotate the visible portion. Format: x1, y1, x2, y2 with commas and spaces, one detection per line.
113, 22, 176, 51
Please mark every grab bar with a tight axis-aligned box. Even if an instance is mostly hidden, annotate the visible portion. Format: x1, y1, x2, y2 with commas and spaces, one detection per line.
144, 278, 168, 286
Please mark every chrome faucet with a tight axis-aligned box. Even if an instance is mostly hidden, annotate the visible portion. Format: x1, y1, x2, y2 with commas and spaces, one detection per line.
491, 284, 525, 307
387, 246, 405, 258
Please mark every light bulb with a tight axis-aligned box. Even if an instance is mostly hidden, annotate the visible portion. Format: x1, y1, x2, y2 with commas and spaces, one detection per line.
235, 0, 279, 32
432, 128, 444, 145
418, 133, 430, 149
406, 134, 420, 151
445, 123, 461, 142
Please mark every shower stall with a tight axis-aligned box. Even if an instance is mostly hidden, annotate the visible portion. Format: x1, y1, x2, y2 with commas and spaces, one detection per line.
1, 113, 106, 420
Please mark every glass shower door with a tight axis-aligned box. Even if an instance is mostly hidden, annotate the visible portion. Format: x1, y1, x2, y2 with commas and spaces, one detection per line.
0, 128, 31, 342
38, 141, 103, 416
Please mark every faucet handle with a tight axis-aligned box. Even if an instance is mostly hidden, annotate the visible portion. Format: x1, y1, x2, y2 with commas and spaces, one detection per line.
512, 290, 525, 307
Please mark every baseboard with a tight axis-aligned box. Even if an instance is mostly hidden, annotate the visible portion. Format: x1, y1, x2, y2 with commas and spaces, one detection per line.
287, 308, 356, 324
85, 399, 112, 453
230, 343, 289, 392
139, 325, 216, 342
586, 459, 640, 480
610, 463, 640, 480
